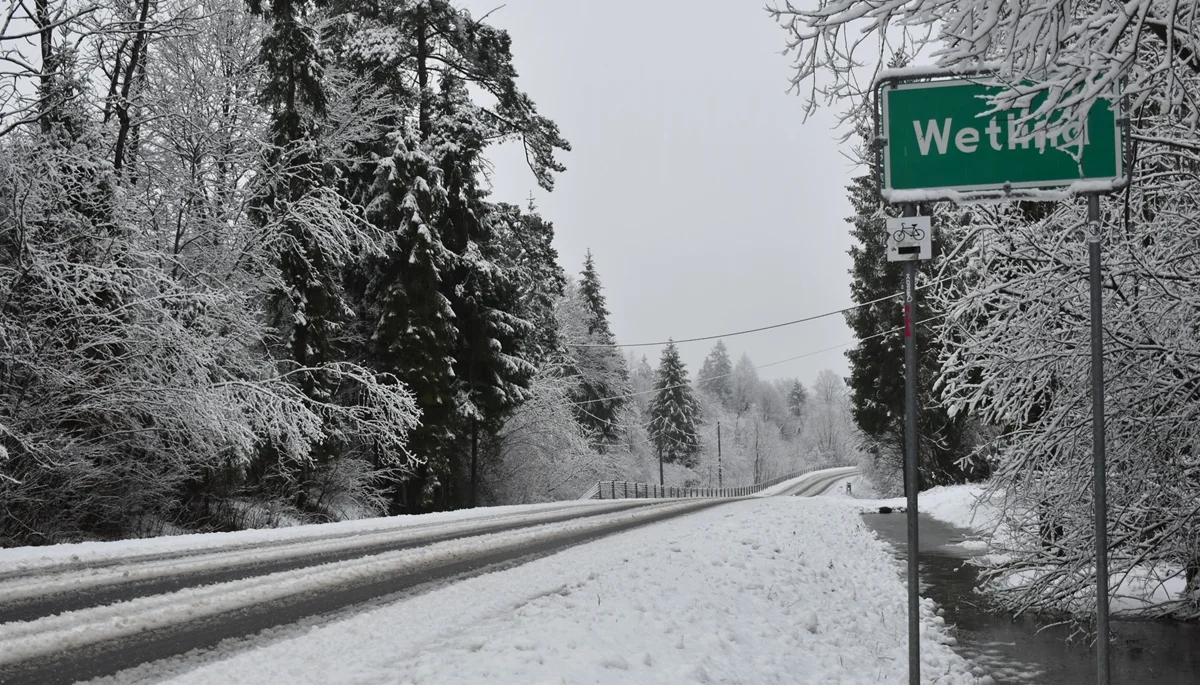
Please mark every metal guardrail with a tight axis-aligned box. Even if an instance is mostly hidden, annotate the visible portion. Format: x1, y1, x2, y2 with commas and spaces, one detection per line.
579, 462, 855, 501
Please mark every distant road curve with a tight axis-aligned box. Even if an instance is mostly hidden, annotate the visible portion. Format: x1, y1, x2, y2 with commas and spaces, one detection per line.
774, 466, 859, 497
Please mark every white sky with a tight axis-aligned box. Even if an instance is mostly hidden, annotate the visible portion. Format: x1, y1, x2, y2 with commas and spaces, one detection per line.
460, 0, 865, 387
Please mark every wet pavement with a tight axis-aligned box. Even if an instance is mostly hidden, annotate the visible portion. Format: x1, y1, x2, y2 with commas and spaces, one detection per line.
863, 512, 1200, 684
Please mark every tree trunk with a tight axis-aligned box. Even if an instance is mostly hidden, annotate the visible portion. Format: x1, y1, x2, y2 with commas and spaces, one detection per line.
415, 12, 431, 140
658, 444, 664, 487
113, 0, 153, 175
35, 0, 52, 133
470, 419, 478, 507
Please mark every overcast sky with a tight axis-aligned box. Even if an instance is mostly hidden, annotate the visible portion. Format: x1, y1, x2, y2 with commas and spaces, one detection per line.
459, 0, 863, 388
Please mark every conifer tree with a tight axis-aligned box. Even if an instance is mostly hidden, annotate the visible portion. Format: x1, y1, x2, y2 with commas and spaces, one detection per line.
649, 341, 702, 469
786, 380, 808, 422
568, 250, 628, 447
491, 201, 567, 368
697, 340, 733, 406
251, 0, 355, 485
579, 250, 612, 338
328, 0, 569, 510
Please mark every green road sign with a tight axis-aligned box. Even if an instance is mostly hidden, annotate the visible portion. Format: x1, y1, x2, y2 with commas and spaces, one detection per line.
882, 79, 1123, 194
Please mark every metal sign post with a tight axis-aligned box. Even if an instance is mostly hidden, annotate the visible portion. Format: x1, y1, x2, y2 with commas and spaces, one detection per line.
875, 72, 1128, 685
887, 209, 927, 685
1088, 194, 1111, 683
904, 253, 920, 685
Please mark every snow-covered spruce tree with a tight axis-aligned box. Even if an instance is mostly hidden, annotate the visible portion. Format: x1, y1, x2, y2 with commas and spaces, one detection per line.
479, 277, 620, 505
489, 201, 568, 370
648, 342, 702, 470
328, 0, 569, 511
843, 120, 986, 493
773, 0, 1200, 617
786, 379, 808, 429
250, 0, 368, 496
326, 2, 454, 514
697, 340, 734, 407
567, 250, 630, 449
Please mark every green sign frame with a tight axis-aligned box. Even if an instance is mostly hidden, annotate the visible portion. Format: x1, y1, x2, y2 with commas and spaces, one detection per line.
879, 78, 1125, 198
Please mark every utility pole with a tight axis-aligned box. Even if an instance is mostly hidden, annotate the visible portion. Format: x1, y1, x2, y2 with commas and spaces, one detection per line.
717, 422, 723, 490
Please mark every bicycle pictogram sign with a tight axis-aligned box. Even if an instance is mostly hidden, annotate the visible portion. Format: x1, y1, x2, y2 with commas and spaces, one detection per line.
886, 215, 932, 262
891, 222, 926, 243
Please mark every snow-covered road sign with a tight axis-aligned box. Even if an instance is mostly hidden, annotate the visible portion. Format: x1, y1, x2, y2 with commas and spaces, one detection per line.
880, 79, 1123, 196
886, 216, 931, 261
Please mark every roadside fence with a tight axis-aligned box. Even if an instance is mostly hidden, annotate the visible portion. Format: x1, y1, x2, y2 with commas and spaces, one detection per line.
577, 462, 855, 501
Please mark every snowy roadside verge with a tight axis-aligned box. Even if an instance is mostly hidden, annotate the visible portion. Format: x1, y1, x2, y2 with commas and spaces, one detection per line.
822, 483, 1004, 553
865, 484, 1000, 535
137, 497, 985, 685
837, 482, 1195, 618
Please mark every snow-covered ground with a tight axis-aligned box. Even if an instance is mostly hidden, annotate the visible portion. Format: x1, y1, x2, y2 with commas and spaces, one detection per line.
839, 483, 1000, 534
104, 496, 985, 685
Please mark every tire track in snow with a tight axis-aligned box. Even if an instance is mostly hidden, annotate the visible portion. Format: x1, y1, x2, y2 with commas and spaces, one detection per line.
0, 500, 653, 624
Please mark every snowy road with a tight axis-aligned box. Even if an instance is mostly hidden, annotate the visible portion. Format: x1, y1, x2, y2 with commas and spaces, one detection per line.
0, 499, 656, 624
0, 498, 719, 684
0, 466, 973, 685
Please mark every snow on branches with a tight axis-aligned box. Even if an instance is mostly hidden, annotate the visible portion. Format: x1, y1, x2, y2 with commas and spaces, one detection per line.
929, 155, 1200, 618
769, 0, 1200, 141
771, 0, 1200, 621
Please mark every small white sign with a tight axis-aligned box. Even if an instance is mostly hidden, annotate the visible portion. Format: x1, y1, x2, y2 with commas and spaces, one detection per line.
886, 215, 932, 262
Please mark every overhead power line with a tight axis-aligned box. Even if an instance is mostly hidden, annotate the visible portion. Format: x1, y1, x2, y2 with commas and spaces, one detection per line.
569, 313, 949, 407
567, 276, 954, 349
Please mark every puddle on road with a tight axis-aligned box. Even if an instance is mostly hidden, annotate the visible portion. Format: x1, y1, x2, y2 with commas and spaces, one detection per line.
863, 513, 1200, 684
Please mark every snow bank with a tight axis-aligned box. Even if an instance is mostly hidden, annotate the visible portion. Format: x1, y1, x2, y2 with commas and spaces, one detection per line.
839, 483, 1002, 536
904, 484, 1001, 534
144, 498, 984, 685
